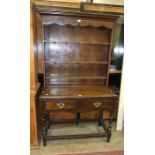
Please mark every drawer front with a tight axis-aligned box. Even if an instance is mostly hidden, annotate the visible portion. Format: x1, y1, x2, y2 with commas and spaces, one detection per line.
46, 101, 77, 110
77, 98, 116, 110
45, 97, 116, 111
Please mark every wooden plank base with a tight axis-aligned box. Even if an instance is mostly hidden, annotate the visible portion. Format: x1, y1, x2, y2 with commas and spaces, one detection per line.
46, 133, 109, 140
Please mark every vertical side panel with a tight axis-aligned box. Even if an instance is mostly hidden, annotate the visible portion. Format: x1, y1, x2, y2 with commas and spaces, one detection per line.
30, 3, 40, 149
36, 13, 44, 73
30, 3, 38, 90
30, 92, 39, 148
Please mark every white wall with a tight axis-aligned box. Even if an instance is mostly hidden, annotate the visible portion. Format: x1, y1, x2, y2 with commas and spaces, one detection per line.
116, 63, 124, 130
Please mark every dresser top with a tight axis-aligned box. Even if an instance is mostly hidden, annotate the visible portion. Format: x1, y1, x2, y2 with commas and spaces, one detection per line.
40, 86, 117, 99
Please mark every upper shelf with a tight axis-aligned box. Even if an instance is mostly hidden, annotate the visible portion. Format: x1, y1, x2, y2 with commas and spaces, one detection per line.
44, 61, 109, 65
44, 40, 111, 46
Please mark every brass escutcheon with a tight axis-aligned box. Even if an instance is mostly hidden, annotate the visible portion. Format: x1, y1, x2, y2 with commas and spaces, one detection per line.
56, 103, 65, 109
93, 101, 102, 107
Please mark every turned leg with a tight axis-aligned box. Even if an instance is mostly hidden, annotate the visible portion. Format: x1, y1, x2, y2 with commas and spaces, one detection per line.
45, 113, 50, 129
98, 110, 103, 126
107, 112, 112, 142
76, 112, 80, 125
42, 113, 47, 146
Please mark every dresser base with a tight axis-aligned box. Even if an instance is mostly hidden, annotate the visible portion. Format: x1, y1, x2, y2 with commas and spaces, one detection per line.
40, 86, 117, 146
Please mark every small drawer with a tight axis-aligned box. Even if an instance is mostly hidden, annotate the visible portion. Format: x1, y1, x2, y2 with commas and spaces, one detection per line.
46, 101, 77, 110
78, 98, 116, 110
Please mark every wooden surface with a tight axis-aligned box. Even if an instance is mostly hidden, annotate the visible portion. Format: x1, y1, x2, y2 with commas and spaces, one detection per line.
34, 0, 124, 15
42, 15, 114, 29
30, 3, 40, 149
34, 0, 80, 8
40, 86, 117, 99
30, 93, 38, 148
83, 3, 124, 14
30, 3, 37, 90
30, 87, 39, 149
30, 83, 41, 149
36, 12, 44, 73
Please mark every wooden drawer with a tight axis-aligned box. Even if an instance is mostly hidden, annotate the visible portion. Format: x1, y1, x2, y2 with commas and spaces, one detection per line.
46, 101, 77, 110
45, 97, 116, 111
77, 98, 116, 110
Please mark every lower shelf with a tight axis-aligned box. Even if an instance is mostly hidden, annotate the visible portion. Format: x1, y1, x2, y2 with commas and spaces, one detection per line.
46, 133, 109, 140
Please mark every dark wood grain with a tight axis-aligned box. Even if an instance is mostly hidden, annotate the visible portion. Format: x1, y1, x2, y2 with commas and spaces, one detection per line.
36, 11, 44, 73
42, 15, 114, 29
31, 0, 122, 148
40, 86, 117, 99
44, 42, 110, 62
42, 19, 112, 87
34, 4, 118, 146
39, 14, 118, 146
44, 24, 111, 43
45, 77, 107, 86
45, 63, 108, 77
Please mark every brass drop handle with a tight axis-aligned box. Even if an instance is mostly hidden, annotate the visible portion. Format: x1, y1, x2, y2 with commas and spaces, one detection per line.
56, 103, 65, 109
93, 101, 102, 107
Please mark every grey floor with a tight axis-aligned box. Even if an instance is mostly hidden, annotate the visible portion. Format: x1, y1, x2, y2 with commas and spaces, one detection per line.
31, 122, 124, 155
